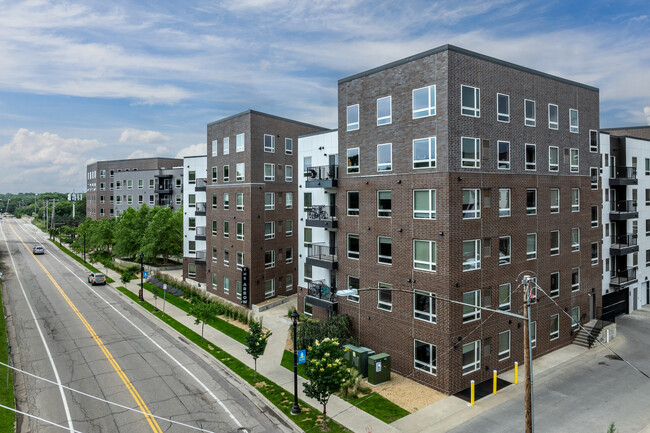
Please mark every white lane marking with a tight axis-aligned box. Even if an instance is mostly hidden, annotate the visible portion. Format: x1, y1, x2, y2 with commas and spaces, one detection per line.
0, 403, 85, 433
18, 223, 246, 431
0, 224, 75, 432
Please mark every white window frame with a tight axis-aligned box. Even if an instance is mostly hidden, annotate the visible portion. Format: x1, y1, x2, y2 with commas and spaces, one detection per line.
525, 143, 536, 171
462, 189, 481, 219
498, 330, 511, 361
223, 276, 229, 293
526, 189, 537, 215
285, 165, 293, 182
236, 163, 245, 181
236, 251, 244, 270
377, 237, 392, 265
591, 242, 599, 265
377, 96, 392, 125
347, 234, 360, 260
461, 85, 480, 117
265, 192, 275, 210
461, 137, 480, 168
572, 267, 580, 291
413, 240, 436, 272
264, 134, 275, 153
236, 133, 245, 152
524, 99, 536, 126
412, 85, 436, 118
497, 93, 510, 123
236, 192, 244, 211
499, 236, 511, 265
264, 163, 275, 181
413, 137, 436, 169
223, 165, 229, 182
347, 191, 359, 216
499, 188, 511, 217
462, 341, 481, 375
286, 192, 293, 209
414, 290, 436, 323
347, 104, 359, 131
550, 314, 560, 340
413, 189, 436, 219
527, 233, 537, 260
286, 247, 293, 264
265, 279, 275, 298
285, 138, 293, 155
223, 193, 229, 209
377, 143, 392, 172
550, 272, 560, 298
572, 228, 580, 251
377, 190, 392, 218
548, 104, 559, 130
550, 230, 560, 256
347, 148, 360, 174
264, 250, 275, 269
589, 130, 599, 153
462, 290, 481, 323
570, 148, 579, 173
414, 340, 437, 375
498, 283, 511, 311
285, 219, 293, 236
549, 146, 559, 172
462, 239, 481, 271
569, 109, 579, 133
377, 282, 393, 311
498, 141, 510, 170
236, 222, 244, 240
211, 139, 218, 157
572, 188, 580, 212
550, 188, 560, 213
347, 276, 360, 303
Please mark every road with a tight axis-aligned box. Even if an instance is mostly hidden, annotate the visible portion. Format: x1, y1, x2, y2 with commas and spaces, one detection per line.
449, 306, 650, 433
0, 218, 295, 433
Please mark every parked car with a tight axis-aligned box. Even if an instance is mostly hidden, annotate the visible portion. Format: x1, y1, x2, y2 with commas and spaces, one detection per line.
33, 245, 45, 255
88, 273, 107, 285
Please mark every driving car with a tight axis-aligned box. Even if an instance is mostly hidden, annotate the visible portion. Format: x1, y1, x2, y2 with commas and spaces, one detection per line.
33, 245, 45, 255
88, 272, 107, 285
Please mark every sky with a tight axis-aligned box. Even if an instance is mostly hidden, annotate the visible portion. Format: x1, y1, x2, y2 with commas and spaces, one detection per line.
0, 0, 649, 194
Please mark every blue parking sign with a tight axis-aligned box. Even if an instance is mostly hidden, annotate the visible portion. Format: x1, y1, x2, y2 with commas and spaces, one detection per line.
143, 271, 149, 279
298, 349, 306, 364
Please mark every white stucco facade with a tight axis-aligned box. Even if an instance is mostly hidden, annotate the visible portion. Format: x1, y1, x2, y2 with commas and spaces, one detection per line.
183, 155, 207, 279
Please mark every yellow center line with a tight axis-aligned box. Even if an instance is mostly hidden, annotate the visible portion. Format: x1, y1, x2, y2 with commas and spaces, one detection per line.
9, 224, 163, 433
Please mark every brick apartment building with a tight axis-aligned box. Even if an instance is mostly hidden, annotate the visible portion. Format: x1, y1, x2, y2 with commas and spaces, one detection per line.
86, 157, 183, 219
193, 110, 327, 305
298, 45, 601, 395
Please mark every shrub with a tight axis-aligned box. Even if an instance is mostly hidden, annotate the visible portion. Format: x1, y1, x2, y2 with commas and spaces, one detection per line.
296, 315, 353, 351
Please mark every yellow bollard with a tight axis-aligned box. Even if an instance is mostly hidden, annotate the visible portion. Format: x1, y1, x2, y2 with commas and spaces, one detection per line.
470, 380, 475, 406
493, 370, 497, 394
514, 362, 518, 385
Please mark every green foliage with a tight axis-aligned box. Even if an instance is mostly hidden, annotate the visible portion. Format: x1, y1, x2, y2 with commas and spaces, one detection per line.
188, 298, 217, 342
120, 272, 136, 285
303, 338, 351, 429
245, 319, 272, 379
607, 422, 617, 433
142, 207, 182, 264
0, 279, 16, 430
339, 368, 366, 398
296, 315, 353, 351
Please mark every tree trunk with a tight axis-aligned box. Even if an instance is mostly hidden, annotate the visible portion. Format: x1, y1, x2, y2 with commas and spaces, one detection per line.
254, 359, 257, 380
322, 403, 327, 430
201, 322, 205, 343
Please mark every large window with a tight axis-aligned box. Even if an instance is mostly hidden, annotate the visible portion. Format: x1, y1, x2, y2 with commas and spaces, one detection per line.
548, 104, 559, 129
461, 137, 480, 168
550, 230, 560, 256
413, 189, 436, 219
461, 85, 480, 117
498, 331, 510, 361
591, 205, 598, 227
412, 85, 436, 118
499, 236, 511, 265
377, 191, 392, 217
348, 234, 360, 259
499, 189, 511, 217
236, 252, 244, 270
570, 148, 579, 172
498, 141, 510, 169
377, 96, 392, 125
223, 193, 229, 209
462, 290, 481, 323
378, 237, 392, 264
462, 189, 481, 219
414, 340, 437, 374
550, 314, 560, 340
236, 133, 245, 152
550, 272, 560, 297
265, 192, 275, 210
286, 192, 293, 209
347, 191, 359, 216
265, 279, 275, 298
236, 193, 244, 211
223, 165, 229, 182
377, 282, 393, 311
377, 143, 392, 171
347, 276, 360, 303
414, 240, 436, 271
549, 146, 559, 172
571, 307, 580, 329
572, 228, 580, 251
264, 163, 275, 181
211, 166, 218, 183
498, 283, 510, 311
569, 109, 579, 133
524, 99, 536, 126
550, 188, 560, 213
264, 250, 275, 269
264, 134, 275, 152
497, 93, 510, 122
527, 233, 537, 260
462, 240, 481, 271
530, 321, 537, 349
265, 222, 275, 240
285, 138, 293, 155
526, 189, 537, 215
286, 219, 293, 236
571, 188, 580, 212
591, 243, 599, 265
236, 163, 245, 181
572, 267, 580, 291
462, 341, 481, 375
347, 148, 360, 173
235, 222, 244, 240
285, 165, 293, 182
413, 137, 436, 168
223, 137, 230, 155
525, 144, 536, 170
414, 290, 436, 322
347, 104, 359, 131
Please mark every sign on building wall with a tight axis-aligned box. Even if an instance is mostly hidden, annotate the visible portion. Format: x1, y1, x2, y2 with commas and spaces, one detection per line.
241, 266, 249, 305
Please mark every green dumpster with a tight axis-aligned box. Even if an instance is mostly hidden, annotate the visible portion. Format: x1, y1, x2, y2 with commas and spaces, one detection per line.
368, 353, 391, 385
343, 344, 358, 368
351, 346, 375, 377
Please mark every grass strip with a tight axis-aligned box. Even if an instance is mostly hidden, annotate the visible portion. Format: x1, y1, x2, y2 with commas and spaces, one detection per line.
51, 240, 116, 283
281, 350, 409, 423
141, 282, 248, 344
114, 286, 350, 432
0, 280, 16, 430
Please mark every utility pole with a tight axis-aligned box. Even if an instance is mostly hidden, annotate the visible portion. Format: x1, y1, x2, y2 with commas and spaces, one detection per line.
45, 200, 49, 230
523, 276, 535, 433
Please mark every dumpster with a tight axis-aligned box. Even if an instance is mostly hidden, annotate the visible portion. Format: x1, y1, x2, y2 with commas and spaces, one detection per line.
350, 346, 375, 377
368, 353, 391, 385
343, 344, 358, 368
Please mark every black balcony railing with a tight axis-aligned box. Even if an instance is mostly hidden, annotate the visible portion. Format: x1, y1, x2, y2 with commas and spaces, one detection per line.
612, 166, 637, 180
307, 280, 338, 303
611, 200, 638, 213
195, 226, 206, 237
611, 267, 637, 286
195, 250, 206, 262
611, 234, 637, 247
306, 205, 336, 221
307, 243, 337, 262
195, 202, 206, 213
305, 165, 338, 181
195, 178, 207, 191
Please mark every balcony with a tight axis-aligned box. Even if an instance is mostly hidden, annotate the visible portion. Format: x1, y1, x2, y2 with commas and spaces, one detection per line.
195, 178, 207, 191
305, 205, 337, 229
306, 243, 338, 270
195, 202, 206, 216
610, 267, 637, 289
305, 165, 338, 188
610, 234, 638, 256
610, 167, 637, 185
195, 250, 206, 265
155, 184, 173, 194
195, 226, 206, 241
305, 280, 338, 312
610, 200, 638, 220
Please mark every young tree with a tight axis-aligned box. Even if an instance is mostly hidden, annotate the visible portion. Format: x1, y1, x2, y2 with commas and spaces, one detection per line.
303, 338, 351, 430
113, 208, 139, 259
188, 299, 214, 343
142, 207, 182, 264
245, 319, 272, 379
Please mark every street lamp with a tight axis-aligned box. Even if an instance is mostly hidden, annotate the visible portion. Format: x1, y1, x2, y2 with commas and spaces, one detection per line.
290, 310, 301, 415
139, 252, 144, 302
83, 232, 86, 263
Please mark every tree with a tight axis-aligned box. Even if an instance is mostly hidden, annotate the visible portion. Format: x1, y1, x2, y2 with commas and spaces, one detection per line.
245, 319, 272, 379
113, 208, 140, 258
142, 207, 182, 264
188, 299, 215, 343
303, 338, 351, 430
120, 271, 135, 286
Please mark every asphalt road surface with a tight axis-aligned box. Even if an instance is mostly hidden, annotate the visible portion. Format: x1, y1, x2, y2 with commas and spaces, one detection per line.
0, 218, 295, 433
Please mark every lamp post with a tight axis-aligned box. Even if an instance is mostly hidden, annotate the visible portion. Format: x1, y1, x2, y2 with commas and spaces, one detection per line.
290, 310, 301, 415
83, 232, 86, 263
139, 252, 144, 302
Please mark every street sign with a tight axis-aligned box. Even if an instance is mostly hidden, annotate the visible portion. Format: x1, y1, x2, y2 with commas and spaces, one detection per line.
298, 350, 306, 364
143, 271, 149, 279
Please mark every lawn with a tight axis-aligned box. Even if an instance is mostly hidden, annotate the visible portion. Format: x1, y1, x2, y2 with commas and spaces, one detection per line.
0, 280, 15, 430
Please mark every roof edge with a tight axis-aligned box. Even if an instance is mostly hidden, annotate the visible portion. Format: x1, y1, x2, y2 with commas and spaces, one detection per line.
207, 109, 329, 131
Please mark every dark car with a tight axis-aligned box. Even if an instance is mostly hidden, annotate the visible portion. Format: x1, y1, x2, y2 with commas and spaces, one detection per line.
88, 273, 107, 285
33, 245, 45, 255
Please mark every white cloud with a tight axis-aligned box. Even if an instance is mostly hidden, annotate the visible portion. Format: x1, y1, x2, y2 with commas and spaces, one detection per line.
644, 107, 650, 125
175, 143, 207, 158
119, 129, 171, 144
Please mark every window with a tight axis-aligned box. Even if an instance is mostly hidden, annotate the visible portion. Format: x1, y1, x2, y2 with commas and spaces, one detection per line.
187, 217, 196, 232
212, 220, 217, 236
223, 165, 229, 182
100, 169, 106, 178
461, 137, 480, 168
188, 241, 196, 254
413, 189, 436, 219
223, 193, 229, 209
127, 179, 133, 189
265, 192, 275, 210
526, 189, 537, 215
303, 192, 312, 212
304, 227, 312, 247
462, 290, 481, 323
646, 249, 650, 267
212, 273, 218, 290
265, 222, 275, 240
413, 137, 436, 168
127, 195, 133, 205
286, 273, 293, 291
377, 282, 393, 311
414, 340, 437, 374
236, 252, 244, 270
571, 307, 580, 329
461, 85, 480, 117
462, 240, 481, 271
286, 247, 293, 264
377, 143, 392, 171
498, 331, 510, 361
211, 193, 217, 209
236, 281, 242, 299
211, 167, 217, 183
286, 192, 293, 209
378, 237, 392, 264
236, 133, 245, 152
264, 163, 275, 181
527, 233, 537, 260
547, 104, 559, 129
347, 104, 359, 131
347, 191, 359, 216
414, 290, 436, 322
497, 93, 510, 122
570, 149, 579, 172
530, 321, 537, 349
590, 130, 598, 152
223, 221, 229, 238
572, 267, 580, 291
116, 180, 122, 190
236, 193, 244, 211
550, 314, 560, 340
149, 179, 154, 189
377, 96, 392, 125
499, 237, 511, 265
498, 283, 510, 311
591, 205, 598, 227
498, 141, 510, 169
549, 188, 560, 213
569, 109, 579, 133
572, 188, 580, 212
414, 240, 436, 271
347, 148, 360, 173
265, 250, 275, 269
550, 272, 560, 297
462, 341, 481, 375
522, 143, 536, 170
136, 179, 143, 189
188, 263, 196, 278
550, 231, 560, 256
236, 222, 244, 240
265, 279, 275, 298
285, 138, 293, 155
412, 85, 436, 118
236, 163, 245, 181
223, 137, 230, 155
462, 189, 481, 219
211, 140, 218, 157
524, 99, 536, 126
497, 189, 511, 217
377, 191, 392, 217
286, 219, 293, 236
264, 134, 275, 153
285, 165, 293, 182
138, 195, 143, 204
223, 276, 229, 293
549, 146, 559, 172
346, 276, 360, 302
647, 219, 650, 236
348, 234, 360, 259
591, 243, 599, 265
188, 194, 196, 208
